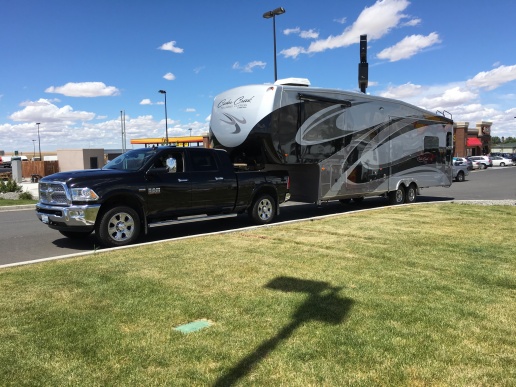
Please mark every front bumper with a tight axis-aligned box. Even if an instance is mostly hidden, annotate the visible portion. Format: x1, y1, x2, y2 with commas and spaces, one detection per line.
36, 202, 101, 231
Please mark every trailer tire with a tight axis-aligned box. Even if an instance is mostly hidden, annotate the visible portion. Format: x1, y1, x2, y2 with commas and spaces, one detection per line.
95, 206, 141, 247
59, 230, 93, 239
388, 186, 405, 205
405, 184, 417, 203
249, 194, 275, 225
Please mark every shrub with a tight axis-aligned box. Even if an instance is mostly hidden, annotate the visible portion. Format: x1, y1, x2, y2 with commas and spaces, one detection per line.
0, 179, 23, 193
18, 191, 34, 200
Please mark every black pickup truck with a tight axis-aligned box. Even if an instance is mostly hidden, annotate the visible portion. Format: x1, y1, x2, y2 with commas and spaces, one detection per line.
36, 146, 289, 247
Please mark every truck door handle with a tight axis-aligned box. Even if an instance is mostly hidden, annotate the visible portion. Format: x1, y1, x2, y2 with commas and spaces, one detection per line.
215, 177, 224, 181
178, 178, 189, 182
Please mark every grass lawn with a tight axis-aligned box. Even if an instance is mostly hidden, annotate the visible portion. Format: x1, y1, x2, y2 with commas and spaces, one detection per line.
0, 203, 515, 386
0, 198, 37, 206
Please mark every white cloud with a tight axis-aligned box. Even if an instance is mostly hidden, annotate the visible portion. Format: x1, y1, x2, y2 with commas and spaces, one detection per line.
284, 27, 300, 35
158, 41, 184, 53
419, 87, 477, 110
45, 82, 120, 97
8, 99, 96, 123
380, 82, 423, 99
376, 32, 441, 62
193, 66, 205, 74
466, 65, 516, 91
163, 72, 176, 81
232, 61, 266, 73
300, 29, 319, 39
140, 99, 152, 105
185, 108, 196, 113
334, 17, 347, 24
283, 27, 319, 39
281, 0, 411, 58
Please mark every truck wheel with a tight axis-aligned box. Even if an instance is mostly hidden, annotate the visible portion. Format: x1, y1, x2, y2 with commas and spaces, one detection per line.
249, 194, 276, 225
388, 186, 405, 205
405, 184, 417, 203
455, 171, 465, 182
59, 230, 93, 239
95, 206, 141, 247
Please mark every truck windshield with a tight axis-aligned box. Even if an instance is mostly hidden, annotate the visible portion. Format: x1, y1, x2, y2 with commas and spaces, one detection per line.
103, 148, 157, 171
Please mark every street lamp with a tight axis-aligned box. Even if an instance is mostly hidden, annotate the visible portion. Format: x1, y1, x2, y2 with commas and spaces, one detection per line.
158, 90, 169, 145
263, 7, 285, 82
36, 123, 41, 160
32, 140, 36, 159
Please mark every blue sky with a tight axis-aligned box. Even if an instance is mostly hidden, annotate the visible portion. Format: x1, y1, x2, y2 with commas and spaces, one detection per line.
2, 0, 516, 153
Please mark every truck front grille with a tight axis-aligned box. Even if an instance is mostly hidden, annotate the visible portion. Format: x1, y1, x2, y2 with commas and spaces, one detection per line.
39, 182, 70, 205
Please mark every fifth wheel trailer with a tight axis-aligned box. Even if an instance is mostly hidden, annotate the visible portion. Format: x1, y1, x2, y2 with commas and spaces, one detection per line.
209, 78, 454, 205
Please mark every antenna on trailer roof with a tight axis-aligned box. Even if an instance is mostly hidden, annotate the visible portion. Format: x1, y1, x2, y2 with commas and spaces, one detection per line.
358, 34, 368, 94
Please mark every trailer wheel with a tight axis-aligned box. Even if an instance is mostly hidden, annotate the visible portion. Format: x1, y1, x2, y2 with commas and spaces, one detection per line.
59, 230, 93, 239
455, 171, 465, 182
95, 206, 141, 247
249, 194, 276, 225
405, 184, 417, 203
388, 186, 405, 205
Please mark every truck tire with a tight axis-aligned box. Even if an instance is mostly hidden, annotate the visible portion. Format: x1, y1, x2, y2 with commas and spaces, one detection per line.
455, 171, 465, 182
388, 186, 405, 205
405, 184, 417, 203
249, 194, 276, 225
95, 206, 141, 247
59, 230, 93, 239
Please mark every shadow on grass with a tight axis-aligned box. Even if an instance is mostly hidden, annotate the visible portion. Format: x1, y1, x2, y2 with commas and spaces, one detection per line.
214, 276, 354, 387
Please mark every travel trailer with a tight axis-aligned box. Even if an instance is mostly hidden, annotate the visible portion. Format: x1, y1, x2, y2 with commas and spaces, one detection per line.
209, 78, 454, 205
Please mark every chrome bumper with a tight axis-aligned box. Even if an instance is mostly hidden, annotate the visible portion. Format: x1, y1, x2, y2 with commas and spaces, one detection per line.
36, 203, 101, 227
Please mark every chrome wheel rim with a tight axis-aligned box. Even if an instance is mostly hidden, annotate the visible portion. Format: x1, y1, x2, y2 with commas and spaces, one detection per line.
257, 198, 273, 220
107, 212, 135, 242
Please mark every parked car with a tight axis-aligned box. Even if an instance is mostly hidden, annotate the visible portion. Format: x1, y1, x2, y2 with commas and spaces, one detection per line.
453, 157, 473, 170
490, 156, 514, 167
468, 156, 492, 169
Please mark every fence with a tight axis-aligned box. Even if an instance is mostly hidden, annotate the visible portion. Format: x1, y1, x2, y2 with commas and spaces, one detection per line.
21, 161, 59, 179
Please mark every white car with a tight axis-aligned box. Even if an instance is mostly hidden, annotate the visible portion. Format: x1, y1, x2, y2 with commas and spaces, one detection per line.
468, 156, 492, 169
490, 156, 514, 167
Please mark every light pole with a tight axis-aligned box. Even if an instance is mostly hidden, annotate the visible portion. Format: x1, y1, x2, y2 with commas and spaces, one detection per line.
263, 7, 285, 82
158, 90, 169, 145
32, 140, 36, 159
36, 122, 41, 160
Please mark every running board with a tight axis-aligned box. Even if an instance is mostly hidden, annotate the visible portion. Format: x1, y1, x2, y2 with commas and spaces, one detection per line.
148, 213, 238, 228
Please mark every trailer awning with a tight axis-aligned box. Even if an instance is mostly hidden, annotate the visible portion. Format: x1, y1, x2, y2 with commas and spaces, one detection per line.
466, 137, 482, 147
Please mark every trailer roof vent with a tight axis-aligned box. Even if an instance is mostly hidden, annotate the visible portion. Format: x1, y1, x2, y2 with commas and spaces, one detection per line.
274, 78, 311, 87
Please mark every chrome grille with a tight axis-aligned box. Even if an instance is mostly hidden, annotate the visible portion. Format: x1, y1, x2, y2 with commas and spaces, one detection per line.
39, 182, 70, 205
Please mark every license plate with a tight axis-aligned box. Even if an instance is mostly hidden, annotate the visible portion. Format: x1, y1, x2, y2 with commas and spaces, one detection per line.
42, 215, 49, 224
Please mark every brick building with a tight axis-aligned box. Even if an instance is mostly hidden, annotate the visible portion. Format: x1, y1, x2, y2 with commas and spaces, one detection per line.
453, 121, 492, 157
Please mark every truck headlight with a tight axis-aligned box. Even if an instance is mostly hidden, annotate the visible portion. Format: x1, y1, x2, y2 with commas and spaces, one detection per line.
71, 187, 99, 201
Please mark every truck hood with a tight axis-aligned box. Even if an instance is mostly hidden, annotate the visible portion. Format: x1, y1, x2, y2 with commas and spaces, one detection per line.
41, 169, 135, 188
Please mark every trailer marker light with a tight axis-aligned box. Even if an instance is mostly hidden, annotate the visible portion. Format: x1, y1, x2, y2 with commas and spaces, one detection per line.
174, 319, 212, 334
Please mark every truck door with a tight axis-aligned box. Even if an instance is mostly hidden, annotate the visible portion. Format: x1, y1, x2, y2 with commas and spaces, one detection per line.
145, 149, 191, 219
188, 149, 237, 214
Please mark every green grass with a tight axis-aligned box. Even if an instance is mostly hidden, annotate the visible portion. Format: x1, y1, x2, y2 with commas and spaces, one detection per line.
0, 203, 515, 386
0, 198, 37, 206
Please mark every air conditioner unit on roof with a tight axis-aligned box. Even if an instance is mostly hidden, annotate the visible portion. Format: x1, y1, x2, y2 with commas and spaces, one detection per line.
274, 78, 311, 87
